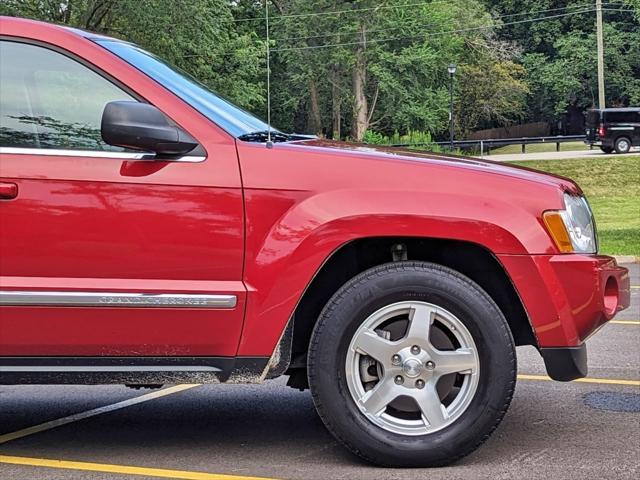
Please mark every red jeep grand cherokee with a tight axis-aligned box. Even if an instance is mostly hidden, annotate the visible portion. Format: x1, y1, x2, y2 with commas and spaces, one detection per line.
0, 17, 631, 467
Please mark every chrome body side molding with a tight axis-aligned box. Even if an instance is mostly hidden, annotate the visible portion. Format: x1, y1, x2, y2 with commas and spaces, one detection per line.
0, 291, 237, 308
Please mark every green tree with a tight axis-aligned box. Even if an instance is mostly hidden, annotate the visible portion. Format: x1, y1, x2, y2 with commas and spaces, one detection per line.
0, 0, 265, 110
481, 0, 640, 126
456, 61, 529, 134
523, 24, 640, 120
7, 1, 634, 140
258, 0, 528, 140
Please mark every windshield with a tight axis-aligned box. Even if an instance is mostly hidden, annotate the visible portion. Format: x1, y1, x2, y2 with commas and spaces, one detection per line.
96, 40, 271, 138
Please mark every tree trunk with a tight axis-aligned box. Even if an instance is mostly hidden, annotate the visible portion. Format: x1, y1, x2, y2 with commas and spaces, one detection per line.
351, 25, 368, 141
308, 77, 323, 136
82, 0, 114, 31
331, 66, 342, 140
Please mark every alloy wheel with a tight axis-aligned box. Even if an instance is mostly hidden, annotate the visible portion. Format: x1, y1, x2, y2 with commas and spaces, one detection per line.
345, 301, 480, 436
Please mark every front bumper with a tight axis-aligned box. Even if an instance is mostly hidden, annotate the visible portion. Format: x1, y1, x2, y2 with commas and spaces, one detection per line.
498, 254, 630, 379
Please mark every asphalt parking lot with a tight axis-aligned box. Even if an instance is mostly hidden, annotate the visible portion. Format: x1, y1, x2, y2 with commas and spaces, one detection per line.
1, 263, 639, 480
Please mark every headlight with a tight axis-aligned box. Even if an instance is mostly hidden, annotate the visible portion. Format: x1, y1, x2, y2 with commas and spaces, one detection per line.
543, 193, 597, 254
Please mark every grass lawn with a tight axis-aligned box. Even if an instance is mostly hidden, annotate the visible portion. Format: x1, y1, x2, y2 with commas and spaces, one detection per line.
493, 141, 589, 155
508, 156, 639, 257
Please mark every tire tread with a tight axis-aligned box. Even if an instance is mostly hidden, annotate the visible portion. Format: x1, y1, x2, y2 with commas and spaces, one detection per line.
307, 261, 516, 467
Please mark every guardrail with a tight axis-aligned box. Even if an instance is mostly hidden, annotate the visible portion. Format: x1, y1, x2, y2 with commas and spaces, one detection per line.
390, 134, 587, 155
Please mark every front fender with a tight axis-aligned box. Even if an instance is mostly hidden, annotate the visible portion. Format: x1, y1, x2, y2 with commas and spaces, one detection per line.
238, 188, 554, 356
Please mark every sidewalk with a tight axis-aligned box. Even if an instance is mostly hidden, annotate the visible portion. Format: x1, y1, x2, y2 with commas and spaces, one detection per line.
614, 255, 639, 264
477, 148, 640, 162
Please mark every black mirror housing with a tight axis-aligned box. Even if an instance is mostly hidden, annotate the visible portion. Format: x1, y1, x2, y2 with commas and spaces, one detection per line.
101, 101, 199, 156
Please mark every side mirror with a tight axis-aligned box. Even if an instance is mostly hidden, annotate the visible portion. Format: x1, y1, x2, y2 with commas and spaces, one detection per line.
101, 101, 199, 156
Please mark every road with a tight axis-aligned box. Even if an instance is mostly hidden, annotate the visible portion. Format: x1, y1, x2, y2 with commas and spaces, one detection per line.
478, 148, 640, 162
1, 263, 639, 480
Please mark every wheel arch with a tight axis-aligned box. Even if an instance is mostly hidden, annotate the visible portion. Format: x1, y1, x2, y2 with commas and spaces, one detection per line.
282, 236, 535, 386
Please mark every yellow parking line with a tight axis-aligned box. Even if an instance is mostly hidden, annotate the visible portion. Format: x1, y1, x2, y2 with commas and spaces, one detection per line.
610, 320, 640, 325
631, 285, 640, 289
518, 374, 640, 386
0, 384, 200, 445
0, 455, 276, 480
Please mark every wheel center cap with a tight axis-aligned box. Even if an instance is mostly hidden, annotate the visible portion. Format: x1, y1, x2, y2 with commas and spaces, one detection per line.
402, 358, 423, 378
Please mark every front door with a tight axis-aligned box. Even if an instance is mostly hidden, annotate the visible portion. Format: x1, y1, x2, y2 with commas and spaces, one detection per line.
0, 39, 245, 357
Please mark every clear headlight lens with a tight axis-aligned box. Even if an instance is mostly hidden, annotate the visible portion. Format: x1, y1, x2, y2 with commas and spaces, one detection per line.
543, 193, 597, 254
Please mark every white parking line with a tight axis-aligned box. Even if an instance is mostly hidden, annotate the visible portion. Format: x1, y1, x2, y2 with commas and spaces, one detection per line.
0, 384, 200, 445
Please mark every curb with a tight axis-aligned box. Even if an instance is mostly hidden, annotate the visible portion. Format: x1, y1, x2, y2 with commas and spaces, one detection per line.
613, 255, 639, 264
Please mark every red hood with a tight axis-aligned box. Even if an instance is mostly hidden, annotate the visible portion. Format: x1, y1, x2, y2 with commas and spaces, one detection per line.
283, 139, 582, 194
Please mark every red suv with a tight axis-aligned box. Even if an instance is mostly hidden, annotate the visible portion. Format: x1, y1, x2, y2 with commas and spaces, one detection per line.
0, 17, 631, 467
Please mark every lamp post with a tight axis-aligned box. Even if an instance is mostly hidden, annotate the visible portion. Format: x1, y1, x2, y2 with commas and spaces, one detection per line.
448, 64, 457, 150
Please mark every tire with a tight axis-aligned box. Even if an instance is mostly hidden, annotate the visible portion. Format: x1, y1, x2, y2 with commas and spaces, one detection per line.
307, 261, 516, 467
614, 136, 631, 154
599, 146, 614, 154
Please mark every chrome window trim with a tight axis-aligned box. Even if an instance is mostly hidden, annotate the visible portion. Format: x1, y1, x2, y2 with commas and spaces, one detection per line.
0, 291, 237, 308
0, 147, 205, 163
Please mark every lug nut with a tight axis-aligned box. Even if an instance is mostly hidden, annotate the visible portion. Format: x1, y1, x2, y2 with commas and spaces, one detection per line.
426, 361, 435, 370
394, 375, 404, 385
415, 379, 425, 389
410, 345, 421, 355
391, 354, 402, 365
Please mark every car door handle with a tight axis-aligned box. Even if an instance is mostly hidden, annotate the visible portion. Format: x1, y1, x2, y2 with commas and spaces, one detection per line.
0, 182, 18, 199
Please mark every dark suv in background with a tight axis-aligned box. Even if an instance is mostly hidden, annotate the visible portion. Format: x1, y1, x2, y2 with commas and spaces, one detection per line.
585, 107, 640, 154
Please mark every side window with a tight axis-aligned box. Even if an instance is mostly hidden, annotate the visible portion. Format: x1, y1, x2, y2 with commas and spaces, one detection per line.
605, 112, 632, 124
0, 40, 135, 151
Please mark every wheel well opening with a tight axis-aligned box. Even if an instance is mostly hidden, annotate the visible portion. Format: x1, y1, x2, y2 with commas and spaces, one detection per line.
285, 237, 535, 384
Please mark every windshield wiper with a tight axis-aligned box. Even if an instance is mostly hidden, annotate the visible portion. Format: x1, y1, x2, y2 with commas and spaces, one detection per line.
237, 130, 292, 143
237, 130, 316, 143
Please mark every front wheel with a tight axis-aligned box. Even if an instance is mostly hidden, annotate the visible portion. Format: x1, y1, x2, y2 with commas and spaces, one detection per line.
307, 262, 516, 467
